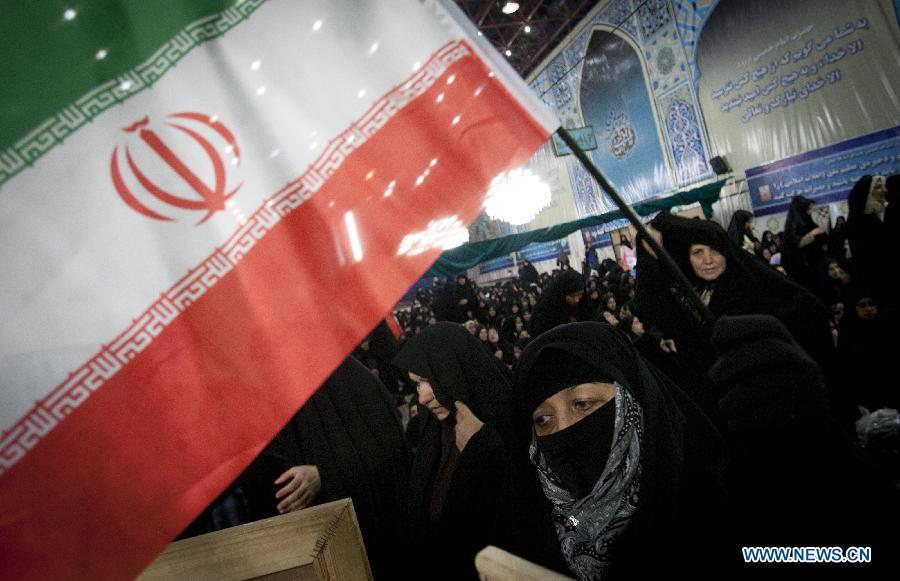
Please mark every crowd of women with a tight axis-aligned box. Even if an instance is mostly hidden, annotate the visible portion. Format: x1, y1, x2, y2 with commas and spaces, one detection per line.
184, 175, 897, 579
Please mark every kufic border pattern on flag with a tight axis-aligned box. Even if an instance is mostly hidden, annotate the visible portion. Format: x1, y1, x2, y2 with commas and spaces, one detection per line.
0, 40, 472, 476
0, 0, 267, 188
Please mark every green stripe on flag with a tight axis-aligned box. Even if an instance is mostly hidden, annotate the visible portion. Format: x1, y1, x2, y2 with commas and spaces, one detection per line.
0, 0, 266, 186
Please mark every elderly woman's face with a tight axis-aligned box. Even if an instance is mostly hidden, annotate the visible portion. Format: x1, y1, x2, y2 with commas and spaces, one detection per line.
689, 244, 726, 282
531, 383, 616, 437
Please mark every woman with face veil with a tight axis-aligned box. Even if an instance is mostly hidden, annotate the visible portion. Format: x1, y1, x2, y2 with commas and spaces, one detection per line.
392, 322, 512, 580
500, 322, 729, 579
502, 319, 896, 579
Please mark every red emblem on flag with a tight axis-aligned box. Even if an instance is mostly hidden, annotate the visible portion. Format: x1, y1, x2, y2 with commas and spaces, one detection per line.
110, 113, 242, 224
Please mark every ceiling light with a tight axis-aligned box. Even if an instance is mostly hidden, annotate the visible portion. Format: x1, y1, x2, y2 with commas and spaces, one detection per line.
501, 2, 520, 15
505, 49, 512, 57
524, 25, 532, 33
483, 168, 552, 225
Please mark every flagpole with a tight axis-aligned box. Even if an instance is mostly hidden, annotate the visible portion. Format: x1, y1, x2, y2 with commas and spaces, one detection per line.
556, 127, 716, 326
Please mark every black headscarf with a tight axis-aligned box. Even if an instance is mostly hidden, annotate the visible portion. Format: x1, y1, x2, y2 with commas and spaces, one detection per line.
785, 195, 817, 237
354, 320, 401, 389
433, 275, 480, 323
846, 175, 892, 304
886, 175, 899, 247
636, 212, 833, 374
782, 195, 826, 287
519, 259, 541, 288
392, 322, 511, 440
237, 356, 410, 580
726, 209, 757, 249
529, 269, 589, 337
512, 322, 728, 578
838, 289, 895, 411
828, 217, 848, 259
617, 314, 637, 342
393, 322, 513, 580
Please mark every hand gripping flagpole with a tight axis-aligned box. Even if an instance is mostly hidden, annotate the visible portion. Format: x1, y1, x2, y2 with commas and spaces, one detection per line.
556, 127, 716, 327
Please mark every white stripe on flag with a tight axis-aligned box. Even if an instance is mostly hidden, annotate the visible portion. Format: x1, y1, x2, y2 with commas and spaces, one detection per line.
0, 38, 479, 475
0, 1, 556, 578
0, 0, 552, 430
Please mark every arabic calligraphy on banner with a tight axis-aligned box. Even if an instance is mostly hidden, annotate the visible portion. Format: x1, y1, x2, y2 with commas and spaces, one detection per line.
696, 0, 900, 174
746, 125, 900, 216
478, 254, 515, 274
519, 239, 573, 263
477, 239, 572, 274
710, 18, 869, 124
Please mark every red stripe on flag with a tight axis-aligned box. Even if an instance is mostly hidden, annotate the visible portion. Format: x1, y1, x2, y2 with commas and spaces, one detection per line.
0, 43, 548, 579
386, 313, 403, 339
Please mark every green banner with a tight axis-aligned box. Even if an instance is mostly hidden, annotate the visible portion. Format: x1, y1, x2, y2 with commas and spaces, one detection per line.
426, 179, 725, 277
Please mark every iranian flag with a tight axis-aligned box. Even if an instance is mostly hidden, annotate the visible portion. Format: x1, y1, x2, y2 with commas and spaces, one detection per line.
0, 1, 557, 578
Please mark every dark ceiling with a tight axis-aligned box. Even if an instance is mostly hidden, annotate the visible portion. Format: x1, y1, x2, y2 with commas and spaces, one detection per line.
454, 0, 600, 78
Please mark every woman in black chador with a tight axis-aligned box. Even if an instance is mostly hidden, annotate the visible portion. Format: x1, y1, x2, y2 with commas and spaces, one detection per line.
238, 356, 411, 580
499, 320, 895, 579
726, 209, 760, 255
393, 322, 512, 580
634, 212, 834, 378
782, 195, 827, 290
838, 289, 897, 413
529, 269, 590, 337
519, 259, 541, 288
846, 175, 893, 307
434, 274, 480, 323
500, 321, 729, 578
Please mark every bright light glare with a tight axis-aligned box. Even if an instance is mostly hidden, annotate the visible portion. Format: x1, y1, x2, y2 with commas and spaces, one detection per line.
483, 168, 552, 225
344, 211, 364, 262
397, 216, 469, 256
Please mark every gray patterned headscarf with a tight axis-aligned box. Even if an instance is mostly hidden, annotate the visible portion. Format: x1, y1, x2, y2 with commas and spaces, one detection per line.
529, 383, 643, 580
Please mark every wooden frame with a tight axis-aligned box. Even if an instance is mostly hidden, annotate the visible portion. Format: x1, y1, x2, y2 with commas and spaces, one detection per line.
475, 546, 573, 580
140, 499, 372, 581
